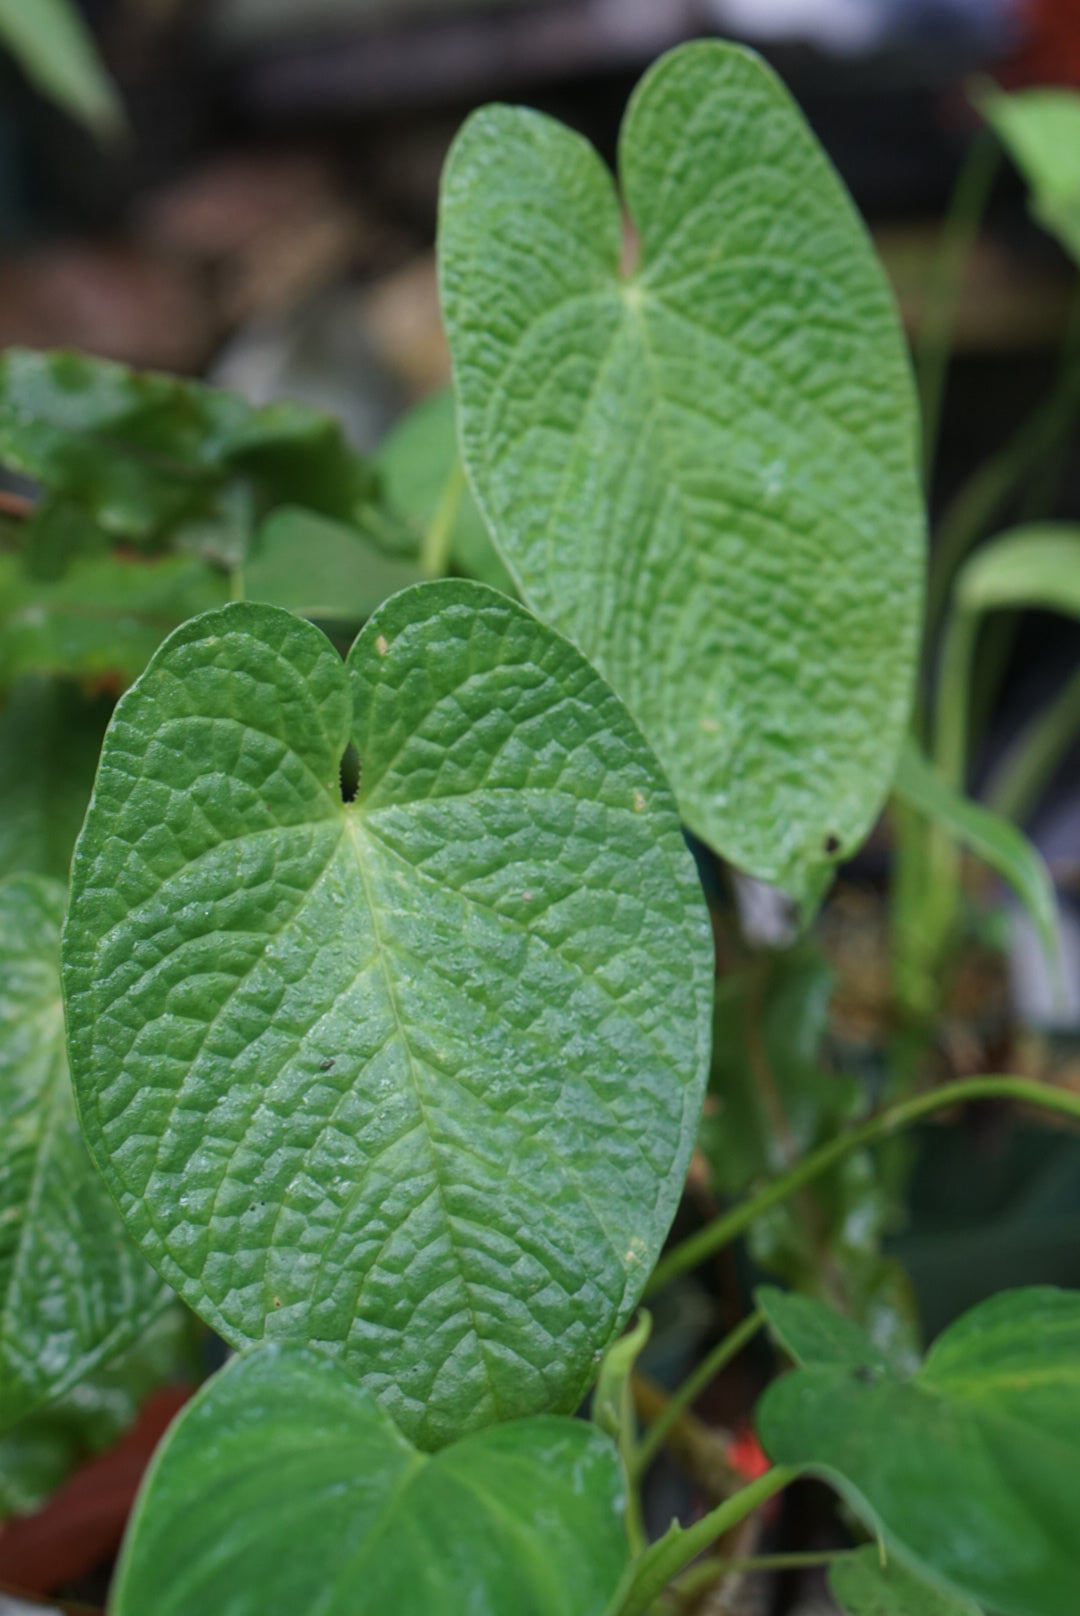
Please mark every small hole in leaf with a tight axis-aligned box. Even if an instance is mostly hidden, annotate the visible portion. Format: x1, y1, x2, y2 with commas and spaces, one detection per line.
340, 744, 360, 803
823, 834, 841, 857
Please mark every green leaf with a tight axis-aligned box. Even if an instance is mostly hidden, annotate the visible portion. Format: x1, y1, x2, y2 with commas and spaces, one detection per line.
375, 389, 517, 591
893, 736, 1058, 969
0, 348, 376, 573
955, 524, 1080, 620
0, 676, 109, 881
981, 87, 1080, 265
830, 1545, 982, 1616
757, 1286, 1080, 1616
0, 875, 171, 1433
112, 1343, 630, 1616
62, 583, 712, 1449
756, 1284, 890, 1372
0, 1303, 194, 1521
243, 506, 423, 622
439, 40, 924, 901
0, 0, 123, 136
0, 550, 230, 688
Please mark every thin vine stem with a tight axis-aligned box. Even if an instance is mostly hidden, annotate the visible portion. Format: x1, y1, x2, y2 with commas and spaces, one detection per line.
615, 1467, 798, 1616
631, 1310, 763, 1480
671, 1547, 846, 1600
647, 1076, 1080, 1295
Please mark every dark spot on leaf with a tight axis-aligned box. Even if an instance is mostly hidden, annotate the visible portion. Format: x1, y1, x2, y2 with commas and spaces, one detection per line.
320, 1058, 335, 1072
854, 1366, 878, 1384
340, 743, 360, 803
823, 834, 841, 856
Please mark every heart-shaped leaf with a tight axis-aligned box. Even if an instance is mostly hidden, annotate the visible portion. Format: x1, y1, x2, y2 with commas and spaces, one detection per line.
62, 582, 711, 1448
829, 1546, 981, 1616
757, 1285, 1080, 1616
112, 1343, 630, 1616
0, 876, 170, 1432
439, 40, 925, 902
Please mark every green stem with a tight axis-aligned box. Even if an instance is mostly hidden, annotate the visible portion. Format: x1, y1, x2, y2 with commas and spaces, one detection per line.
934, 605, 977, 789
671, 1548, 846, 1600
616, 1468, 798, 1616
420, 461, 465, 576
631, 1311, 763, 1480
987, 662, 1080, 823
647, 1076, 1080, 1295
917, 127, 1001, 486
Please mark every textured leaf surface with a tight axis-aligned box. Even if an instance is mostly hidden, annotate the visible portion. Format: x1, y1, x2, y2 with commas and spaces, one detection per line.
62, 583, 712, 1448
0, 877, 170, 1432
440, 40, 924, 900
0, 551, 229, 688
893, 737, 1058, 968
0, 677, 109, 881
114, 1344, 629, 1616
758, 1286, 1080, 1616
982, 88, 1080, 264
830, 1546, 981, 1616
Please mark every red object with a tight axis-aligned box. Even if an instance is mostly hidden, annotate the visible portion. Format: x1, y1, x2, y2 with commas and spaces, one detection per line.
0, 1388, 190, 1596
1005, 0, 1080, 88
725, 1425, 771, 1484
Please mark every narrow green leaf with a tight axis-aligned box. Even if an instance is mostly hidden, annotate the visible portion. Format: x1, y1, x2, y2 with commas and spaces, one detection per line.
981, 87, 1080, 265
758, 1286, 1080, 1616
955, 524, 1080, 620
112, 1344, 630, 1616
0, 0, 123, 136
893, 736, 1059, 967
830, 1545, 981, 1616
62, 583, 712, 1448
0, 876, 171, 1433
0, 551, 230, 688
440, 40, 925, 901
243, 507, 423, 622
0, 676, 109, 881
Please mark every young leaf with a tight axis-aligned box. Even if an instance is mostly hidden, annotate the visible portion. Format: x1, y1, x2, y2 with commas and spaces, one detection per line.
893, 736, 1059, 969
0, 0, 123, 137
830, 1545, 981, 1616
980, 87, 1080, 265
439, 40, 924, 902
62, 583, 712, 1449
955, 524, 1080, 620
0, 677, 109, 881
757, 1286, 1080, 1616
0, 876, 171, 1433
112, 1343, 630, 1616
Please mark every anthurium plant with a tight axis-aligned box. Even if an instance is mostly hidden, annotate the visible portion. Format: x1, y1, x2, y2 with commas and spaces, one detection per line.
2, 38, 1079, 1616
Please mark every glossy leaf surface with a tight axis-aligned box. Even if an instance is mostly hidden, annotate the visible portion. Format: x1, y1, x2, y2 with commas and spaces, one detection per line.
63, 584, 712, 1448
982, 88, 1080, 264
830, 1546, 981, 1616
440, 40, 924, 900
0, 877, 170, 1432
758, 1285, 1080, 1616
113, 1343, 630, 1616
